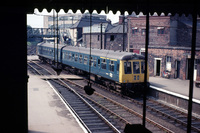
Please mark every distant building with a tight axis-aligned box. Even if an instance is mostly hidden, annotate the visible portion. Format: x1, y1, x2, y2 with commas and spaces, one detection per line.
82, 15, 127, 51
43, 13, 82, 29
70, 13, 109, 46
82, 14, 200, 80
127, 14, 200, 79
43, 13, 82, 45
82, 23, 112, 49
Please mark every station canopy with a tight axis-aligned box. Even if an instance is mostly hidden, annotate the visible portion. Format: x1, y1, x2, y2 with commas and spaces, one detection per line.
2, 0, 200, 16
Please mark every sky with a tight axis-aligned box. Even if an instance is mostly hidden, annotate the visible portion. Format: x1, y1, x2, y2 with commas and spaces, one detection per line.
27, 9, 123, 28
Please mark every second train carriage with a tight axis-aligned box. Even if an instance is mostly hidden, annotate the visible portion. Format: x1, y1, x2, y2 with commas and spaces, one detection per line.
37, 42, 149, 93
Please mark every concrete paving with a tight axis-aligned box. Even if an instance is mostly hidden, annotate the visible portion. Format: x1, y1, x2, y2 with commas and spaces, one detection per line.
28, 55, 39, 61
28, 74, 85, 133
150, 76, 200, 101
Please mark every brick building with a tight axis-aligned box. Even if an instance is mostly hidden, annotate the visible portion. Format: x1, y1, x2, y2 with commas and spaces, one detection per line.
148, 47, 200, 80
82, 14, 200, 80
82, 23, 112, 49
127, 14, 200, 80
70, 13, 109, 46
82, 21, 127, 51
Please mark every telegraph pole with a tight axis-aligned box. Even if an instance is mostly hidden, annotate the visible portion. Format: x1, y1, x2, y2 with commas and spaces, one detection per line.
100, 23, 103, 49
122, 14, 125, 51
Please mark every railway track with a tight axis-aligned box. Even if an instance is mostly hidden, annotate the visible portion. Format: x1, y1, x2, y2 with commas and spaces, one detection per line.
144, 98, 200, 132
49, 79, 119, 133
28, 61, 54, 75
62, 77, 172, 133
81, 74, 200, 133
28, 60, 120, 133
28, 60, 200, 132
89, 79, 200, 133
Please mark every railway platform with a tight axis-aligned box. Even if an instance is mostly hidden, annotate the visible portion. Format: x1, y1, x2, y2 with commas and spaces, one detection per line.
150, 76, 200, 102
28, 73, 85, 133
28, 55, 39, 61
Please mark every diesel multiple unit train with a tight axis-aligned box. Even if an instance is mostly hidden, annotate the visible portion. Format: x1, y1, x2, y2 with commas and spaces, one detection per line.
37, 42, 149, 94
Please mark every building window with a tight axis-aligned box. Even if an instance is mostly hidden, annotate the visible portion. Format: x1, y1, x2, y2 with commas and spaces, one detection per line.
110, 35, 114, 41
141, 29, 146, 35
166, 56, 172, 62
97, 35, 100, 41
132, 27, 138, 34
157, 27, 165, 35
166, 56, 172, 71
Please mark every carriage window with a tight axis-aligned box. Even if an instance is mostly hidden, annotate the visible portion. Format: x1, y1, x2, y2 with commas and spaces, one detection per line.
141, 61, 145, 73
98, 59, 100, 67
124, 62, 132, 74
51, 49, 53, 55
75, 54, 78, 62
62, 52, 65, 58
117, 63, 119, 72
79, 54, 83, 63
68, 53, 71, 60
84, 56, 88, 65
101, 59, 107, 69
109, 60, 114, 72
90, 56, 93, 66
93, 57, 97, 67
65, 52, 68, 59
133, 62, 140, 74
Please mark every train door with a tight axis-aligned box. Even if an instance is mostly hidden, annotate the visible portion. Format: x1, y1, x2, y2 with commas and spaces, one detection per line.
154, 58, 161, 76
186, 58, 197, 80
175, 60, 180, 78
187, 59, 191, 80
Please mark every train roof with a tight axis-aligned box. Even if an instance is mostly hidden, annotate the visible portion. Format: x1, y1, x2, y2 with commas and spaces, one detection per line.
38, 42, 144, 60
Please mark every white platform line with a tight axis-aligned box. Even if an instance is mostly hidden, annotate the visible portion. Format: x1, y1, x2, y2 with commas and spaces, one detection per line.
47, 80, 88, 133
150, 85, 200, 104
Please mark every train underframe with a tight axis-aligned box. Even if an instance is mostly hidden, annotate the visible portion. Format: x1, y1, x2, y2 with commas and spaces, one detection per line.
88, 74, 149, 97
39, 56, 149, 96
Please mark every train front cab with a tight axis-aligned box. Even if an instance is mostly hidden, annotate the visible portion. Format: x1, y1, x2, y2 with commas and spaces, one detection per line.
119, 59, 149, 94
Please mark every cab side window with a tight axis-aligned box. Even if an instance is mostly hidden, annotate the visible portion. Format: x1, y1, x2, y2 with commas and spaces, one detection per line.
141, 61, 145, 73
133, 62, 140, 74
124, 62, 132, 74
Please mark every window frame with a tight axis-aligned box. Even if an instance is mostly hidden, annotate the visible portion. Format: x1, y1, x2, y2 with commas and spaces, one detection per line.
84, 55, 88, 65
79, 54, 83, 63
124, 62, 132, 74
133, 61, 140, 74
110, 35, 115, 41
101, 59, 107, 69
109, 60, 115, 72
141, 61, 145, 74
